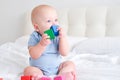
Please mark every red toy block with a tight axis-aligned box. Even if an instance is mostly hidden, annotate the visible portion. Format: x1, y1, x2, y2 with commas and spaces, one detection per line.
40, 76, 52, 80
21, 75, 32, 80
0, 78, 3, 80
54, 75, 65, 80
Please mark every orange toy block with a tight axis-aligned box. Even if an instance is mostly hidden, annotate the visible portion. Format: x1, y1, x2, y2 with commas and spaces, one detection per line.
21, 75, 32, 80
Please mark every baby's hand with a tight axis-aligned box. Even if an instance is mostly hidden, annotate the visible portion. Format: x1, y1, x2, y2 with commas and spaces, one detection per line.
39, 34, 51, 47
58, 27, 66, 38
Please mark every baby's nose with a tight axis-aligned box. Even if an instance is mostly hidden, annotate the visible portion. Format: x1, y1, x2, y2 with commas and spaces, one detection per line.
52, 21, 58, 25
52, 22, 56, 25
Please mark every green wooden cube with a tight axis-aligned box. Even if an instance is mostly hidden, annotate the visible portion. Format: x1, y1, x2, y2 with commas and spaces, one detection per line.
44, 29, 55, 39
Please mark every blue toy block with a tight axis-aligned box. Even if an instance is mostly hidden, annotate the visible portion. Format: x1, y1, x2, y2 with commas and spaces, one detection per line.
44, 25, 59, 40
50, 25, 59, 36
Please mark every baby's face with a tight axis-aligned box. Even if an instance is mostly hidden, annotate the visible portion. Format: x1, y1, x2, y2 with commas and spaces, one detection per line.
36, 8, 59, 34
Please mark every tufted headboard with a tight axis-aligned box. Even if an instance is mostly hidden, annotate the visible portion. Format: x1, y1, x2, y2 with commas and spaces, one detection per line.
24, 7, 120, 37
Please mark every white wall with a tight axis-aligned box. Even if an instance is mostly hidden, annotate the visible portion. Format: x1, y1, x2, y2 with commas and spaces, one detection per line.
0, 0, 120, 45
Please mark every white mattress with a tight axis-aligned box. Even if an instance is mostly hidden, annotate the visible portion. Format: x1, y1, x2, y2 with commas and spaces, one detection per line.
0, 36, 120, 80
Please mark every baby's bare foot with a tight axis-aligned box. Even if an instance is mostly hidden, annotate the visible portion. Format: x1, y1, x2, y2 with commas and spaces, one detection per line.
54, 72, 74, 80
32, 75, 52, 80
31, 74, 42, 80
63, 72, 74, 80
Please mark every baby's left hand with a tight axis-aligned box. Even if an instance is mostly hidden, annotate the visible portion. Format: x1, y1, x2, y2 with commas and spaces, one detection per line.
58, 27, 66, 38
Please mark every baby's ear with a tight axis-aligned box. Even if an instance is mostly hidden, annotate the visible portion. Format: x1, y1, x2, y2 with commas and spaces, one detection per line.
34, 24, 39, 31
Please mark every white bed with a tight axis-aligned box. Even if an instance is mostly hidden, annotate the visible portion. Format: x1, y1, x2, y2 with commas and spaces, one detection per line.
0, 7, 120, 80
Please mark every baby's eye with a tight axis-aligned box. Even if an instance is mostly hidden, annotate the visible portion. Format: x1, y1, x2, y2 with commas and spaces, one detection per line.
47, 20, 51, 22
55, 19, 58, 22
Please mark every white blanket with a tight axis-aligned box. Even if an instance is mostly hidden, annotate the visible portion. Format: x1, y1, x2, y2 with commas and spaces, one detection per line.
0, 36, 120, 80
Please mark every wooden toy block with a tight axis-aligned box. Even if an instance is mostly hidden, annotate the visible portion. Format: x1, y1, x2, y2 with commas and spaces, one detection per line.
40, 76, 52, 80
54, 75, 65, 80
44, 29, 55, 39
21, 75, 32, 80
50, 25, 59, 36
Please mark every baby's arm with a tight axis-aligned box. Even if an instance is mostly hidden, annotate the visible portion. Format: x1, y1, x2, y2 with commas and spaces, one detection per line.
58, 27, 69, 56
29, 34, 51, 59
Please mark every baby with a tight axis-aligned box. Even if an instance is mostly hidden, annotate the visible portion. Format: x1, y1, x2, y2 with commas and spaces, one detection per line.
24, 4, 76, 80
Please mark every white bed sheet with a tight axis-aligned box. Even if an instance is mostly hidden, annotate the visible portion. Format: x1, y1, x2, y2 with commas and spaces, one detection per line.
0, 36, 120, 80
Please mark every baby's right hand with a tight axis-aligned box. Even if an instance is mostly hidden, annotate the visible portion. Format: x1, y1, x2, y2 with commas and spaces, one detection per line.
39, 34, 51, 47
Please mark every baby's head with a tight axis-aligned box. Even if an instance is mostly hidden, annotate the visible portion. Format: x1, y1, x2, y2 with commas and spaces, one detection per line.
31, 5, 59, 34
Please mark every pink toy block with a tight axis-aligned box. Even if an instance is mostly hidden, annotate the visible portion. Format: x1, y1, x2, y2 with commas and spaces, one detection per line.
0, 78, 3, 80
54, 75, 65, 80
40, 76, 52, 80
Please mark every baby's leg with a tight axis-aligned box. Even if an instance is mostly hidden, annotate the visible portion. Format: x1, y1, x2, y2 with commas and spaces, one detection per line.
24, 66, 43, 80
58, 61, 76, 80
24, 66, 43, 76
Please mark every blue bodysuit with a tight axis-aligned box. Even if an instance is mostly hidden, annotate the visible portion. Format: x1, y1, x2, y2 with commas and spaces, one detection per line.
28, 31, 62, 76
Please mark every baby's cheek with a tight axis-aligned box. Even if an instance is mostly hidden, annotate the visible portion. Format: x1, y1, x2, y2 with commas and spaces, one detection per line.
43, 27, 49, 32
45, 26, 51, 30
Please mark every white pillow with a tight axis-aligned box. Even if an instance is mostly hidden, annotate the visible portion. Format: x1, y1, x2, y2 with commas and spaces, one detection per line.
15, 35, 30, 47
67, 36, 88, 50
72, 37, 120, 56
15, 35, 88, 51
